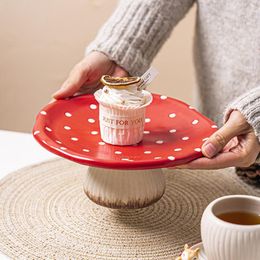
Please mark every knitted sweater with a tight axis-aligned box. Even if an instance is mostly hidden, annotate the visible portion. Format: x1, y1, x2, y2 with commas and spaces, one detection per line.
86, 0, 260, 166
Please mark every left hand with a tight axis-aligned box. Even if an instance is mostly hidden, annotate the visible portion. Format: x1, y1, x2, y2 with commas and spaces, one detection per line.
175, 110, 260, 169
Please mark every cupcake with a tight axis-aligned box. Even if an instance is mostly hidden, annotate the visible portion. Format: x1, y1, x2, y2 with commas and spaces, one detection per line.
94, 75, 153, 145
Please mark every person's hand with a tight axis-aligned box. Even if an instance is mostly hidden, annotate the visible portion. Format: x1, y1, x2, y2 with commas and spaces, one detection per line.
176, 110, 260, 169
52, 51, 128, 99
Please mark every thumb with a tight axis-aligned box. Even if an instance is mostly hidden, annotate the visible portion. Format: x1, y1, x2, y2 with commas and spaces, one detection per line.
202, 121, 240, 158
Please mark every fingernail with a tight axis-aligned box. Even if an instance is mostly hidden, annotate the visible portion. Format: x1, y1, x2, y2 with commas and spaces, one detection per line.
203, 142, 217, 158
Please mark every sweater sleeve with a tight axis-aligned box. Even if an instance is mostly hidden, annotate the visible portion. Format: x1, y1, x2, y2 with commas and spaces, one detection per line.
85, 0, 195, 76
224, 86, 260, 143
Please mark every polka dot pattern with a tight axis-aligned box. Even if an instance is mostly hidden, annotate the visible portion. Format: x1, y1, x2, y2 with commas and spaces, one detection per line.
160, 95, 167, 100
33, 94, 217, 169
45, 127, 52, 132
169, 113, 176, 118
88, 118, 95, 123
90, 104, 97, 110
155, 140, 164, 144
65, 112, 72, 117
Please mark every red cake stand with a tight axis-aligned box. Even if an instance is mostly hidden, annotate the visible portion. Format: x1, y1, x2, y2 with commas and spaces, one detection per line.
33, 94, 217, 209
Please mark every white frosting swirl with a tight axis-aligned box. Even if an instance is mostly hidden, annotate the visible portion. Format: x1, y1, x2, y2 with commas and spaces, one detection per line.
99, 84, 146, 107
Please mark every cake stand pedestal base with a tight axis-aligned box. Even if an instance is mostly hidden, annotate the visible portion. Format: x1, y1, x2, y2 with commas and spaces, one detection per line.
83, 167, 165, 209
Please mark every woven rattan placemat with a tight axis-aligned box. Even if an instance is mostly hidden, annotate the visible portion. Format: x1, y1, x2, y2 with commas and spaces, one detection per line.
0, 159, 259, 259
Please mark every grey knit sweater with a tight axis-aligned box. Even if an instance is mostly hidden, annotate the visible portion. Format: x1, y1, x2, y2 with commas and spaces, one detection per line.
86, 0, 260, 166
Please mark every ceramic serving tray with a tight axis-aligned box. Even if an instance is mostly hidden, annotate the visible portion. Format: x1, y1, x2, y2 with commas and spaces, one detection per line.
33, 94, 217, 170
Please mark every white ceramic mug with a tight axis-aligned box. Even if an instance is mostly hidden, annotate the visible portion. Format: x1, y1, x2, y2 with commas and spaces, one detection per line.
201, 195, 260, 260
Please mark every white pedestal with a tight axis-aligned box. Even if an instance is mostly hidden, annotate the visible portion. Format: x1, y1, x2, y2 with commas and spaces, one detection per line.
83, 167, 165, 209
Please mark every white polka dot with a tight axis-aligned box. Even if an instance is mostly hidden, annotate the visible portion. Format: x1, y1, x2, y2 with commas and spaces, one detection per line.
144, 151, 152, 154
211, 125, 218, 128
60, 147, 67, 150
71, 137, 78, 141
160, 95, 167, 100
88, 118, 95, 123
45, 127, 52, 132
143, 131, 150, 134
33, 130, 40, 135
56, 140, 62, 144
98, 141, 105, 145
122, 158, 133, 161
145, 118, 151, 123
83, 149, 90, 152
40, 111, 47, 115
169, 113, 176, 118
90, 104, 97, 110
65, 112, 72, 117
182, 136, 189, 141
189, 106, 195, 109
168, 156, 175, 161
155, 140, 164, 144
174, 148, 182, 152
154, 156, 162, 160
64, 126, 71, 130
169, 129, 177, 133
91, 131, 99, 135
192, 119, 199, 125
194, 148, 202, 152
115, 151, 122, 155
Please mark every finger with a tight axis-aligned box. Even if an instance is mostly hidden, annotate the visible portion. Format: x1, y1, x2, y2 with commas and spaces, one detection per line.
222, 137, 239, 152
73, 82, 102, 96
112, 66, 129, 77
175, 152, 241, 169
53, 64, 88, 99
48, 98, 56, 104
202, 120, 242, 158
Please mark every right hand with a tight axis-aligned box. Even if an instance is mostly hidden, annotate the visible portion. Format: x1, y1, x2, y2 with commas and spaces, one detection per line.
52, 51, 128, 99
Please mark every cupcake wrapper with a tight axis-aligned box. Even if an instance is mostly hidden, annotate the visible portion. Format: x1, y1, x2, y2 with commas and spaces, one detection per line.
94, 90, 152, 145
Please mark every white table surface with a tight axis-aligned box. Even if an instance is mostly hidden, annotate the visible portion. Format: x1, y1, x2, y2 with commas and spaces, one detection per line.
0, 130, 57, 259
